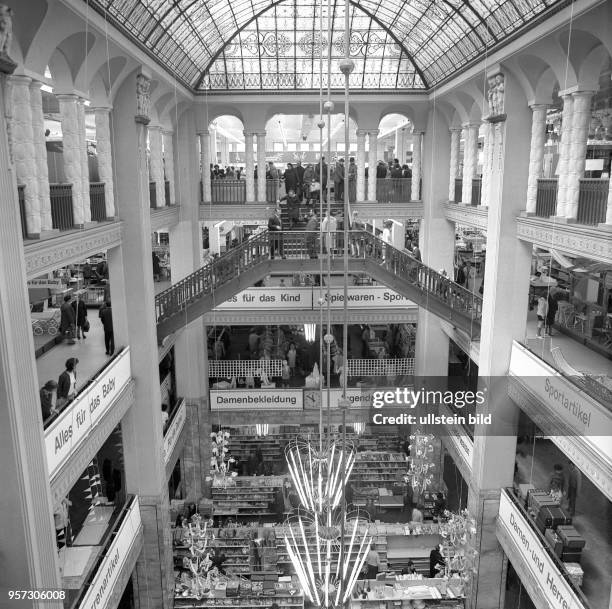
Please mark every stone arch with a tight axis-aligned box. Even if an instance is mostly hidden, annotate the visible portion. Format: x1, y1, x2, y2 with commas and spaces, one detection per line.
6, 0, 48, 65
74, 38, 128, 94
47, 47, 75, 92
532, 67, 559, 105
523, 40, 576, 90
576, 45, 611, 92
442, 94, 470, 125
55, 31, 97, 86
558, 29, 604, 86
88, 72, 111, 108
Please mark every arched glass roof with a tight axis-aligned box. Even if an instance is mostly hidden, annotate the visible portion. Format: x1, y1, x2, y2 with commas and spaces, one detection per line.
90, 0, 562, 90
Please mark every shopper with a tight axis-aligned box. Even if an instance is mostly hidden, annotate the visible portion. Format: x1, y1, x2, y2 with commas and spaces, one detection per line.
281, 360, 290, 387
284, 163, 299, 195
549, 463, 566, 502
268, 208, 283, 259
347, 157, 357, 202
279, 190, 300, 229
303, 164, 315, 204
161, 403, 169, 428
59, 294, 76, 345
321, 210, 337, 253
365, 547, 382, 579
287, 343, 297, 376
40, 380, 58, 421
432, 492, 446, 519
71, 296, 88, 340
305, 211, 319, 259
152, 251, 162, 281
566, 461, 582, 516
333, 158, 345, 202
314, 157, 328, 202
429, 545, 445, 578
57, 357, 78, 409
99, 300, 115, 356
546, 291, 558, 336
536, 293, 549, 338
54, 496, 72, 550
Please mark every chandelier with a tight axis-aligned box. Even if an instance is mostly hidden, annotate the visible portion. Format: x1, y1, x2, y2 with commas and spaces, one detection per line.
304, 323, 317, 342
284, 509, 372, 608
210, 430, 237, 486
285, 439, 356, 513
353, 422, 365, 435
403, 431, 435, 492
256, 423, 269, 437
438, 510, 479, 585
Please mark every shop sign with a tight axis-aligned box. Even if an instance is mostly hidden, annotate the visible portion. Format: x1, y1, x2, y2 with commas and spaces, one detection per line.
163, 399, 186, 465
498, 490, 586, 609
28, 279, 65, 288
509, 343, 612, 459
440, 404, 473, 472
210, 389, 303, 410
79, 497, 142, 609
217, 287, 416, 310
303, 388, 374, 409
45, 348, 132, 479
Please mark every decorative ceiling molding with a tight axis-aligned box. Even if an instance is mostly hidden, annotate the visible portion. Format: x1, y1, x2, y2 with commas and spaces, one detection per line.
150, 205, 181, 232
443, 202, 489, 230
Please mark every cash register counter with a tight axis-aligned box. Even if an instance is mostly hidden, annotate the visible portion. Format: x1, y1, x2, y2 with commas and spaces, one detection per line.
350, 577, 464, 609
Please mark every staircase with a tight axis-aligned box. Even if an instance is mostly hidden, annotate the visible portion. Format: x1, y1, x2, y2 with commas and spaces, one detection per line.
155, 230, 483, 342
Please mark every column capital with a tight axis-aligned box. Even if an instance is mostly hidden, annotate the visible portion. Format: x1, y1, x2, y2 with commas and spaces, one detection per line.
197, 129, 210, 137
148, 123, 164, 131
462, 121, 480, 129
162, 128, 174, 135
571, 90, 596, 100
412, 130, 425, 136
243, 130, 256, 138
91, 105, 113, 113
528, 103, 549, 111
450, 126, 462, 133
253, 131, 267, 137
366, 129, 379, 136
356, 129, 368, 136
7, 74, 32, 86
55, 92, 79, 102
558, 85, 595, 97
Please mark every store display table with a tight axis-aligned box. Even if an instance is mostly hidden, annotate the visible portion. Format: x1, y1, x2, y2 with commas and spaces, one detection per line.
351, 578, 464, 608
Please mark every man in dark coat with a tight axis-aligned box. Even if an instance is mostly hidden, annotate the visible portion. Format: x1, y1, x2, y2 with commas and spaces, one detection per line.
99, 300, 115, 356
295, 161, 305, 200
71, 296, 88, 340
267, 208, 283, 259
284, 163, 298, 195
546, 291, 558, 336
314, 157, 328, 201
305, 211, 319, 259
333, 158, 345, 202
60, 294, 76, 344
40, 380, 57, 421
376, 161, 387, 179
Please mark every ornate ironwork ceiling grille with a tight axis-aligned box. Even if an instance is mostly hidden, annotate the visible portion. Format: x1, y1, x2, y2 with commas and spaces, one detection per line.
88, 0, 562, 90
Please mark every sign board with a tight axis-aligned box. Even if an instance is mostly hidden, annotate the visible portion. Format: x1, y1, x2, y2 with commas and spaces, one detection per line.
509, 343, 612, 460
303, 388, 374, 409
28, 278, 65, 288
217, 287, 416, 310
210, 388, 303, 410
163, 399, 186, 465
498, 490, 586, 609
439, 404, 473, 473
45, 348, 132, 479
78, 497, 142, 609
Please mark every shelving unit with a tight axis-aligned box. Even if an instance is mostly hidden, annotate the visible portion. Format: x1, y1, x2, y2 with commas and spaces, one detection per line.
211, 477, 287, 520
351, 452, 406, 488
174, 586, 304, 609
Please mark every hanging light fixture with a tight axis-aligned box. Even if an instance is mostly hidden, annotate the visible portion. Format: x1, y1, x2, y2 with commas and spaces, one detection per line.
284, 509, 371, 608
353, 422, 365, 435
403, 431, 435, 493
256, 423, 269, 437
304, 323, 317, 342
210, 430, 237, 487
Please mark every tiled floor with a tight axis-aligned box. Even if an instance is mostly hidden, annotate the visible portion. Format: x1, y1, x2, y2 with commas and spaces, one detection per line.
515, 439, 612, 609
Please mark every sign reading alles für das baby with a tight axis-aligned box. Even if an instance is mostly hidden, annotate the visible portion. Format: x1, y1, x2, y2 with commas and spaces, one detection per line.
45, 348, 132, 479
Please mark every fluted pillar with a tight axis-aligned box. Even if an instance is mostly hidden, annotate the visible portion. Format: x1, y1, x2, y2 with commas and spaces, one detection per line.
555, 94, 573, 217
94, 106, 116, 217
256, 131, 266, 202
9, 75, 40, 236
163, 129, 176, 205
77, 98, 91, 222
448, 128, 461, 201
30, 80, 53, 231
565, 91, 594, 220
480, 122, 493, 206
461, 122, 479, 204
525, 104, 548, 214
199, 130, 211, 202
244, 131, 255, 202
411, 131, 423, 201
356, 129, 366, 202
57, 94, 84, 225
367, 130, 378, 201
149, 125, 165, 207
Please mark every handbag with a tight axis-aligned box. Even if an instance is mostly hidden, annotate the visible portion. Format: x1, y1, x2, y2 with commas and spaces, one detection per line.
83, 319, 90, 332
310, 181, 320, 191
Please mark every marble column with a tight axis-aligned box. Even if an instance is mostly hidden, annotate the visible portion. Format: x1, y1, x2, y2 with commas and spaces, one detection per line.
30, 80, 53, 231
199, 130, 212, 202
356, 129, 366, 202
468, 73, 532, 609
480, 122, 492, 207
448, 128, 461, 201
163, 129, 176, 205
94, 107, 116, 218
9, 75, 40, 236
111, 73, 173, 608
565, 91, 594, 220
256, 131, 267, 202
367, 130, 378, 201
57, 94, 84, 226
461, 123, 479, 204
244, 131, 255, 202
0, 69, 63, 604
149, 125, 165, 207
77, 98, 91, 222
411, 131, 423, 201
524, 105, 548, 214
555, 93, 573, 217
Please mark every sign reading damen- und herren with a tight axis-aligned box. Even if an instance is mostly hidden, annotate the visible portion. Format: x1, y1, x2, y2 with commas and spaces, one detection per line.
210, 389, 303, 410
45, 348, 132, 478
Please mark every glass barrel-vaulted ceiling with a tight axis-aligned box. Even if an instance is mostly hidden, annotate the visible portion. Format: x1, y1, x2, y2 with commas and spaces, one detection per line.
89, 0, 562, 90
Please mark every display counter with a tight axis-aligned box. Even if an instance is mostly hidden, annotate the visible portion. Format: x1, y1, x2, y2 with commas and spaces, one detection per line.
350, 578, 464, 609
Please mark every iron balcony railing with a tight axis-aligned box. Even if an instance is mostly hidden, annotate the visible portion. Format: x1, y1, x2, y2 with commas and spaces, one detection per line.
364, 178, 413, 202
576, 178, 609, 225
535, 178, 558, 218
154, 229, 483, 326
471, 178, 482, 206
17, 184, 27, 238
454, 178, 463, 203
211, 179, 246, 204
89, 182, 106, 221
49, 183, 74, 230
149, 181, 157, 209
